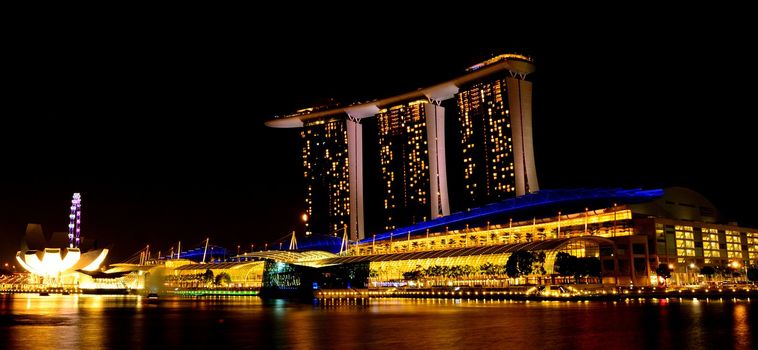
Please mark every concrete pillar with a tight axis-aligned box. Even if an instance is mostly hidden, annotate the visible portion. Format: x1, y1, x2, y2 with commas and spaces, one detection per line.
346, 118, 365, 241
506, 77, 539, 196
425, 102, 450, 219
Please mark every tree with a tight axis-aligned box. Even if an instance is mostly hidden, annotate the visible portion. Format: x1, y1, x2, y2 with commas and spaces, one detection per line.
214, 272, 231, 286
506, 250, 536, 279
516, 250, 536, 276
532, 252, 547, 276
715, 263, 732, 279
447, 266, 462, 279
202, 269, 214, 285
402, 270, 423, 281
700, 266, 716, 280
554, 252, 577, 279
747, 267, 758, 283
656, 264, 672, 285
480, 262, 498, 278
505, 253, 520, 278
580, 257, 601, 283
461, 265, 477, 277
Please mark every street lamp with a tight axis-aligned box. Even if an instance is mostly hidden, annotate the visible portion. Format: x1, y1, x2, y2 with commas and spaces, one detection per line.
302, 213, 310, 236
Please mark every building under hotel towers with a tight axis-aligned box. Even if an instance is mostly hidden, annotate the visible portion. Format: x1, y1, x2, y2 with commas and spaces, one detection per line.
178, 187, 757, 290
75, 188, 756, 291
339, 187, 758, 287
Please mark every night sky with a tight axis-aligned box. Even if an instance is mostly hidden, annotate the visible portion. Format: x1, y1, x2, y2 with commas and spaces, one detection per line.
2, 18, 755, 263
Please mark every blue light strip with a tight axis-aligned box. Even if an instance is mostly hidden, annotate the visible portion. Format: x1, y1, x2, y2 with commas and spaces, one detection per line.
359, 188, 663, 244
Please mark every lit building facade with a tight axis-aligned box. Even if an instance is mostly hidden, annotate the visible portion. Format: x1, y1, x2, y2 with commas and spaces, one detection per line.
343, 187, 757, 287
456, 72, 538, 208
377, 100, 431, 230
631, 187, 758, 284
267, 54, 538, 241
302, 118, 351, 236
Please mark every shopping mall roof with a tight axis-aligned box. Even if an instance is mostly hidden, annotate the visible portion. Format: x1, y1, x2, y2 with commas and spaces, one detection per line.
322, 236, 613, 265
361, 188, 663, 244
173, 261, 262, 271
232, 250, 338, 266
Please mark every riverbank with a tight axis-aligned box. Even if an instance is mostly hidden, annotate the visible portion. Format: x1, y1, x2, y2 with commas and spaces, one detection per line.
314, 287, 758, 302
3, 286, 756, 302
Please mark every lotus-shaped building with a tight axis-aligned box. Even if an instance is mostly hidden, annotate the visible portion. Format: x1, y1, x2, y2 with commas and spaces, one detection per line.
15, 224, 108, 283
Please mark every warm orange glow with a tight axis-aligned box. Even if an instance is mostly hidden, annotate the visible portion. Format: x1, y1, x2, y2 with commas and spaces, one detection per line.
351, 208, 634, 255
302, 213, 308, 222
668, 264, 674, 269
81, 249, 109, 272
16, 248, 107, 276
731, 261, 741, 268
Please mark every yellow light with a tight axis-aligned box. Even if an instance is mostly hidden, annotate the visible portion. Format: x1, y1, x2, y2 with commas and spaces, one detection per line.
668, 264, 674, 269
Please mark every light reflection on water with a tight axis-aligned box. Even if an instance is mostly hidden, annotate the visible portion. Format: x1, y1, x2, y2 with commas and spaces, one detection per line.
0, 294, 756, 349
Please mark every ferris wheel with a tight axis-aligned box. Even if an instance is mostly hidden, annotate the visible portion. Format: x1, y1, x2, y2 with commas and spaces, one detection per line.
67, 193, 82, 248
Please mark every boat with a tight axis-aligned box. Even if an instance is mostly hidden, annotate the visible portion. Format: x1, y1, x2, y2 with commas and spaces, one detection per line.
146, 293, 159, 303
39, 292, 49, 296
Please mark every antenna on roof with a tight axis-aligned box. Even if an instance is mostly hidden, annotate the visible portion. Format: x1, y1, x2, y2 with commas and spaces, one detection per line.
289, 231, 298, 250
339, 224, 349, 255
202, 238, 209, 263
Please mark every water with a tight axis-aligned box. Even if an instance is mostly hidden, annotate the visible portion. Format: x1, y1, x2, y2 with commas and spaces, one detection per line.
1, 294, 756, 349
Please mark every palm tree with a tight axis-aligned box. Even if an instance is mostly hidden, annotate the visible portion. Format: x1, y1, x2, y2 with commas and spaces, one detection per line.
480, 262, 494, 277
700, 266, 716, 281
202, 269, 214, 285
215, 272, 231, 286
555, 252, 577, 283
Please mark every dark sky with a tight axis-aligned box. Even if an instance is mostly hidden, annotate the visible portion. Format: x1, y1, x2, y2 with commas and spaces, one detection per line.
2, 17, 756, 263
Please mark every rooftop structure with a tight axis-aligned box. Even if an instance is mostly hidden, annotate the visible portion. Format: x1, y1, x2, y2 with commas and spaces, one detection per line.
266, 54, 538, 240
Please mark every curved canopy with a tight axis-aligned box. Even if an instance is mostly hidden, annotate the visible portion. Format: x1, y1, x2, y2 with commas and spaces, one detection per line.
320, 236, 613, 265
363, 188, 663, 244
